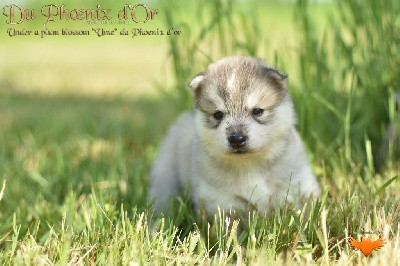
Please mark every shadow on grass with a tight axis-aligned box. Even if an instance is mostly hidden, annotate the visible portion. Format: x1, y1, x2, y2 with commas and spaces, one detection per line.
0, 91, 180, 234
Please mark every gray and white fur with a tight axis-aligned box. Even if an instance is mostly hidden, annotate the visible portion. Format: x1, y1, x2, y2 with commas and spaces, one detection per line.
149, 56, 320, 216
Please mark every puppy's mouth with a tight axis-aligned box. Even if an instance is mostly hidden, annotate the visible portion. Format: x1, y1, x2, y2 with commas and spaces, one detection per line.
230, 148, 250, 155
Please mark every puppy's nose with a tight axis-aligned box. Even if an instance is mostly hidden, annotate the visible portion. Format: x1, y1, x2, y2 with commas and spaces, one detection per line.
228, 134, 247, 148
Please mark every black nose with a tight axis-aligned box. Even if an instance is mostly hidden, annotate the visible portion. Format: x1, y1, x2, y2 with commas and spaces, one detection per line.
228, 134, 247, 148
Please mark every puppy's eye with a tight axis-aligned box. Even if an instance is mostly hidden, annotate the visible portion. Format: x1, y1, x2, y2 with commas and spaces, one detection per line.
252, 108, 264, 116
213, 111, 224, 120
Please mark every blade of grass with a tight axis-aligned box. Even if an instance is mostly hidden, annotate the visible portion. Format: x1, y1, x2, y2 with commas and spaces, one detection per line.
373, 176, 399, 197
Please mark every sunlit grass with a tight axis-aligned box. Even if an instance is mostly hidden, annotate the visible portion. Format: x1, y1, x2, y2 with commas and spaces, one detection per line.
0, 92, 399, 265
0, 0, 399, 264
0, 40, 172, 97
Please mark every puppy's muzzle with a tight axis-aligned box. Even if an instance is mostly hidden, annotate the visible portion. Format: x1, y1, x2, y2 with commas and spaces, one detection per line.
228, 133, 247, 149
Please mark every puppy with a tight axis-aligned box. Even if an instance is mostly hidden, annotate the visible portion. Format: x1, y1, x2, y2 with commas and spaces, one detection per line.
149, 56, 320, 216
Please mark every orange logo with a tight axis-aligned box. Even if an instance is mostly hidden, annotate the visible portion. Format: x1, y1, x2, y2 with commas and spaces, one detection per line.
348, 236, 384, 257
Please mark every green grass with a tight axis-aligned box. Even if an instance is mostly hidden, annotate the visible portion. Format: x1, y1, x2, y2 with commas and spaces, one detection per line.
0, 40, 171, 97
0, 92, 398, 264
0, 92, 399, 264
1, 0, 400, 264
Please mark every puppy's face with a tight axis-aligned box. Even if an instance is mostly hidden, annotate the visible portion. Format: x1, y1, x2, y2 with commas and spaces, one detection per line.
189, 56, 295, 158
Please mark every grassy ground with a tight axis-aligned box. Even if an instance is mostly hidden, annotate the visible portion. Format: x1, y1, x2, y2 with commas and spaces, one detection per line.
0, 92, 399, 265
1, 0, 400, 264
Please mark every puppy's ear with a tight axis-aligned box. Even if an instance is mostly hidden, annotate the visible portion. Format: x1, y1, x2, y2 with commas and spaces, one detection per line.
263, 67, 288, 90
188, 72, 205, 92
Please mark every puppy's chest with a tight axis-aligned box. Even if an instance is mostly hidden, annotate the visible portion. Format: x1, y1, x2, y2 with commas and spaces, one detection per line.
200, 166, 288, 212
228, 168, 285, 198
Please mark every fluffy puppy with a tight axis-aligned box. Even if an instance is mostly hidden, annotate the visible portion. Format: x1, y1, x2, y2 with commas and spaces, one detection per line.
149, 56, 320, 216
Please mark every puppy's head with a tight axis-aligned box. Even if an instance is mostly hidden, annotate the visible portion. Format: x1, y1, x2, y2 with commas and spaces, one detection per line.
189, 56, 295, 159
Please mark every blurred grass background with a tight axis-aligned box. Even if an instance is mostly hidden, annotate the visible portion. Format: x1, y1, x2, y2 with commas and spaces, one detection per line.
0, 0, 399, 264
0, 0, 329, 97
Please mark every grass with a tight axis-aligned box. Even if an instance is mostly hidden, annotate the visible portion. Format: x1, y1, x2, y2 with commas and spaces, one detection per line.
1, 0, 400, 264
0, 92, 399, 264
0, 40, 171, 97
